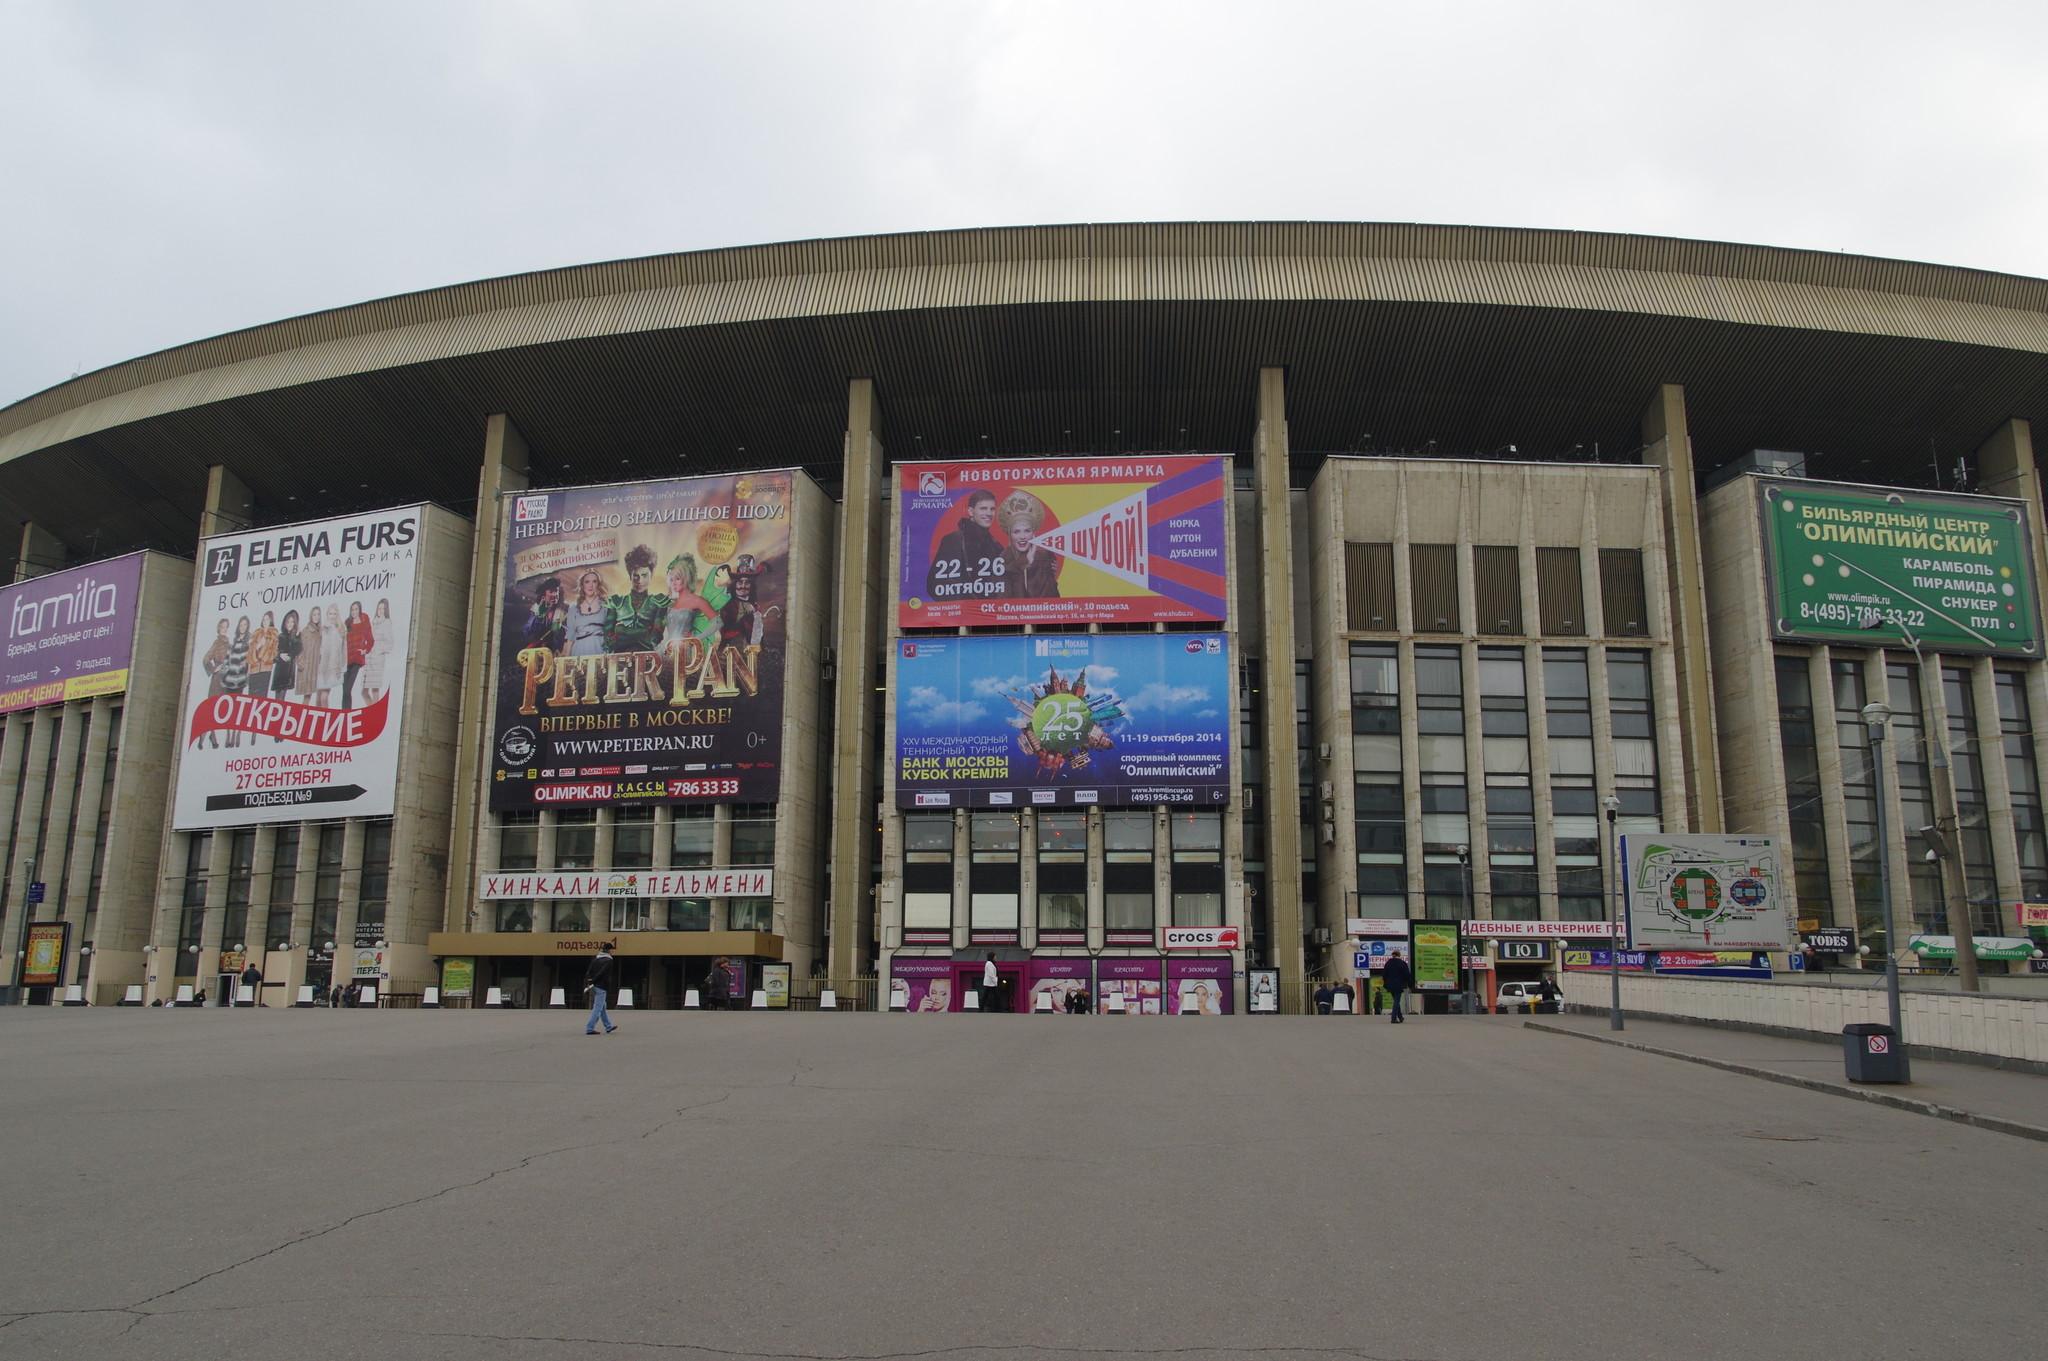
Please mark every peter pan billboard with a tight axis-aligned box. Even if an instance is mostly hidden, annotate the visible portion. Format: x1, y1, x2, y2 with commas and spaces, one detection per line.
1761, 479, 2039, 656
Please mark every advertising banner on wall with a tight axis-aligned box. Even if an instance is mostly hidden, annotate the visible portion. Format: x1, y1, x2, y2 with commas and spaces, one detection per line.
478, 869, 773, 900
441, 958, 475, 998
895, 633, 1230, 809
174, 507, 423, 829
1760, 479, 2039, 655
1024, 957, 1091, 1013
1410, 922, 1461, 991
490, 473, 791, 809
1166, 956, 1233, 1014
20, 922, 68, 987
1620, 833, 1789, 951
1, 552, 145, 716
887, 958, 956, 1014
1096, 957, 1164, 1014
896, 456, 1228, 628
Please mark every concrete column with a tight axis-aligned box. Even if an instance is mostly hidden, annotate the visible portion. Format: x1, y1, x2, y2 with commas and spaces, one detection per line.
195, 825, 232, 986
1086, 807, 1105, 951
14, 522, 65, 583
828, 380, 885, 988
1972, 661, 2019, 939
1253, 368, 1307, 1008
59, 698, 114, 940
444, 414, 529, 932
1641, 385, 1723, 830
199, 466, 254, 539
334, 817, 367, 960
1806, 647, 1857, 932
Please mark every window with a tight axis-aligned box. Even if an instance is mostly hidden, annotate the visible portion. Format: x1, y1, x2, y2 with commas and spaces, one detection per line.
498, 810, 540, 869
1544, 648, 1593, 778
552, 901, 592, 932
667, 897, 710, 932
730, 898, 773, 932
1474, 546, 1523, 635
1345, 543, 1396, 630
1598, 548, 1649, 636
1832, 661, 1880, 937
82, 705, 122, 940
1537, 548, 1586, 636
1423, 859, 1468, 918
1777, 655, 1832, 930
969, 812, 1022, 931
614, 807, 655, 868
1170, 812, 1224, 926
1410, 544, 1459, 633
312, 825, 343, 949
1609, 650, 1659, 829
1556, 864, 1605, 921
902, 813, 954, 930
221, 829, 255, 952
1104, 810, 1154, 932
731, 803, 776, 865
1944, 666, 2000, 937
555, 810, 596, 869
1887, 662, 1940, 941
496, 900, 534, 932
1036, 812, 1086, 932
1351, 644, 1406, 917
358, 820, 392, 934
177, 832, 212, 976
669, 806, 714, 867
1997, 673, 2048, 903
266, 826, 299, 949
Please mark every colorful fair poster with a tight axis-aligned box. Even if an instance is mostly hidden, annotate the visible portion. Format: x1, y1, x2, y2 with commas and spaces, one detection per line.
441, 958, 476, 999
1024, 957, 1092, 1013
1620, 833, 1789, 951
888, 957, 955, 1014
21, 922, 69, 988
1096, 957, 1164, 1014
490, 472, 792, 809
1410, 921, 1461, 992
1761, 479, 2039, 656
761, 962, 792, 1009
895, 633, 1231, 809
1, 552, 145, 715
175, 507, 423, 829
1166, 955, 1233, 1014
896, 456, 1228, 628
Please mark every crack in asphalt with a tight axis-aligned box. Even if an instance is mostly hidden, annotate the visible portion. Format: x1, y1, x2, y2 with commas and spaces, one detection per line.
411, 1336, 1445, 1361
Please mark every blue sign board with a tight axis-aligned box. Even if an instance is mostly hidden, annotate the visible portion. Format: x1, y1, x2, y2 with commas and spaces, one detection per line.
894, 633, 1231, 809
26, 881, 44, 904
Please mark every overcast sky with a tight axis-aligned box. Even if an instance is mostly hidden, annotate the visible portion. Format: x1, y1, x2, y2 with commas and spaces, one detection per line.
4, 0, 2045, 408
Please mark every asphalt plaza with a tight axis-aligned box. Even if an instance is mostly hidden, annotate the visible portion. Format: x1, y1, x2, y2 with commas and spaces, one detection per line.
2, 1007, 2044, 1361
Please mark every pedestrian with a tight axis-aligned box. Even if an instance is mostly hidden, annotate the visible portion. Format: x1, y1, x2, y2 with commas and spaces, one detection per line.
704, 957, 729, 1011
1371, 981, 1385, 1015
194, 987, 208, 1007
584, 942, 619, 1035
1381, 949, 1414, 1024
980, 953, 1000, 1013
1313, 981, 1334, 1015
1335, 981, 1355, 1014
240, 961, 263, 1006
330, 983, 343, 1009
1538, 973, 1560, 1012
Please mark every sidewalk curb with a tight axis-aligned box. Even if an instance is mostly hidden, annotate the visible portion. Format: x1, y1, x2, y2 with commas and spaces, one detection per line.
1524, 1021, 2048, 1145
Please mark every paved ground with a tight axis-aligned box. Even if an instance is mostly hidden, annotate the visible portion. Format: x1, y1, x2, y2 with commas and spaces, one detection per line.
1536, 1010, 2048, 1134
2, 1007, 2044, 1361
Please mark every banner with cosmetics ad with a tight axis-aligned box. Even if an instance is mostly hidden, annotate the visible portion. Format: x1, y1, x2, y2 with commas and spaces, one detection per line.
1166, 955, 1233, 1014
1096, 957, 1164, 1014
1, 552, 144, 715
1024, 957, 1093, 1013
490, 472, 791, 810
174, 507, 422, 829
895, 632, 1230, 809
887, 957, 957, 1014
896, 456, 1228, 628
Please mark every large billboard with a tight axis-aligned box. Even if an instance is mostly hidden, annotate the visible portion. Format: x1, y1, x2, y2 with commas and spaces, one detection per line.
1, 552, 145, 715
1620, 833, 1790, 951
174, 507, 423, 828
1761, 479, 2039, 656
490, 472, 791, 809
895, 633, 1230, 809
896, 456, 1228, 628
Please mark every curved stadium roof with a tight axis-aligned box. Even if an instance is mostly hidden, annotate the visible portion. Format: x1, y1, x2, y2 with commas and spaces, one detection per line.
5, 221, 2048, 558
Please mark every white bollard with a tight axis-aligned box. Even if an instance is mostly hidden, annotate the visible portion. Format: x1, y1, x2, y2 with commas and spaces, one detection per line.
295, 985, 317, 1007
122, 984, 144, 1006
616, 989, 634, 1009
175, 984, 195, 1007
1105, 993, 1127, 1013
357, 985, 378, 1006
547, 987, 568, 1008
750, 989, 768, 1009
888, 989, 908, 1012
236, 984, 256, 1006
683, 989, 702, 1009
819, 990, 838, 1010
63, 985, 86, 1006
1332, 994, 1352, 1014
1034, 992, 1054, 1013
422, 986, 441, 1008
484, 987, 505, 1007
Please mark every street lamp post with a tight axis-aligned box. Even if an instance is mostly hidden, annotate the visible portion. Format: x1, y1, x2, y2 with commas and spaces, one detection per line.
1604, 794, 1623, 1031
1878, 624, 1979, 990
1863, 701, 1910, 1080
1456, 844, 1472, 1013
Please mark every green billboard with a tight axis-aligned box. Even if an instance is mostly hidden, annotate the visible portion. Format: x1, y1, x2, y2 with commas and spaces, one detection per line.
1410, 921, 1461, 993
1761, 480, 2039, 656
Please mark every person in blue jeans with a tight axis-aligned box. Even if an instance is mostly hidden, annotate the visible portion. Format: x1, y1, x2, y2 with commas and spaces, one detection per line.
584, 943, 619, 1035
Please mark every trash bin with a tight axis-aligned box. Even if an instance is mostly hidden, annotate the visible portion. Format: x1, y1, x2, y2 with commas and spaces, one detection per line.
1842, 1023, 1908, 1084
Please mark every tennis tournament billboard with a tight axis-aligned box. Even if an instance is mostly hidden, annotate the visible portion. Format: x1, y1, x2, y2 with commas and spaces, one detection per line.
895, 633, 1230, 809
174, 507, 423, 829
1, 552, 144, 715
1761, 479, 2039, 656
490, 472, 790, 809
896, 456, 1228, 628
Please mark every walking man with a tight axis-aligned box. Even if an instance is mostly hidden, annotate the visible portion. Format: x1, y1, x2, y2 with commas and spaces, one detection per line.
981, 953, 1000, 1014
585, 942, 619, 1035
1381, 949, 1414, 1024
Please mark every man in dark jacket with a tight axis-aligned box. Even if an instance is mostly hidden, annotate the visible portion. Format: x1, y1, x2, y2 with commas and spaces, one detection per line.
240, 961, 263, 1006
1313, 982, 1334, 1015
584, 944, 619, 1035
1381, 950, 1414, 1024
925, 491, 1006, 602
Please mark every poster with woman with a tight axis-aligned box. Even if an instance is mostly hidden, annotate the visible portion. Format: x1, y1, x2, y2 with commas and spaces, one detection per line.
889, 958, 955, 1013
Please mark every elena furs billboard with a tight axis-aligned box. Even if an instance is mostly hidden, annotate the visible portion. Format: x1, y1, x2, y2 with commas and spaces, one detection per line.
490, 472, 790, 809
174, 507, 423, 829
1, 552, 144, 715
895, 633, 1230, 809
1761, 479, 2039, 656
896, 456, 1228, 628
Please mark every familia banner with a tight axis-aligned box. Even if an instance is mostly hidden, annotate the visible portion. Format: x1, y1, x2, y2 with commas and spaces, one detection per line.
896, 456, 1228, 628
490, 472, 791, 809
895, 633, 1231, 809
1761, 479, 2039, 656
1, 552, 145, 716
174, 507, 423, 829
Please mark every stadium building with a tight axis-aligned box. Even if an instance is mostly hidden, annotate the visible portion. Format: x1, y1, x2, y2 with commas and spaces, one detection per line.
2, 222, 2046, 1012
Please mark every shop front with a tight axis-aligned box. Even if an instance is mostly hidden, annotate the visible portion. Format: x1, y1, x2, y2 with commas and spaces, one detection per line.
425, 930, 783, 1008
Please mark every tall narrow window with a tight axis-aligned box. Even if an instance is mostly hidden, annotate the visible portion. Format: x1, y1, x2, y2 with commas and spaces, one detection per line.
266, 826, 299, 949
177, 832, 212, 976
83, 705, 122, 945
1344, 543, 1396, 630
667, 806, 715, 931
902, 814, 954, 932
1598, 549, 1649, 637
969, 812, 1022, 936
1410, 544, 1459, 633
1608, 650, 1659, 829
1170, 812, 1224, 926
1351, 644, 1406, 920
1103, 811, 1155, 935
1887, 663, 1939, 942
1474, 547, 1523, 636
728, 802, 777, 930
358, 820, 392, 936
1777, 655, 1832, 929
1997, 673, 2048, 904
1831, 662, 1880, 935
1036, 812, 1086, 935
1536, 549, 1586, 636
1944, 666, 2000, 937
221, 829, 255, 952
312, 825, 343, 950
497, 810, 540, 934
